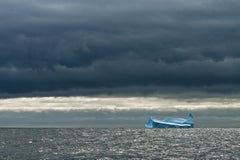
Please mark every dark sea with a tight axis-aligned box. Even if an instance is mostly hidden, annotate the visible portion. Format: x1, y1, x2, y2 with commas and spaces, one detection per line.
0, 128, 239, 160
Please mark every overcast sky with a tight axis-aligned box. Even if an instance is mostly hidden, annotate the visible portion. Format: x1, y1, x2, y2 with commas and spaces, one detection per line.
0, 96, 239, 127
1, 0, 240, 96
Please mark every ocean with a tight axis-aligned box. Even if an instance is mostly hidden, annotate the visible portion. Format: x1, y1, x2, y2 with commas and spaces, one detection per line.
0, 128, 239, 160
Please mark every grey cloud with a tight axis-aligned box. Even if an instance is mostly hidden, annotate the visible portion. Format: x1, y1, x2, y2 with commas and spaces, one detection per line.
0, 108, 240, 127
0, 0, 240, 95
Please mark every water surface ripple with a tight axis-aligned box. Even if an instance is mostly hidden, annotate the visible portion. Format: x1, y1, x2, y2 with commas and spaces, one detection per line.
0, 128, 239, 159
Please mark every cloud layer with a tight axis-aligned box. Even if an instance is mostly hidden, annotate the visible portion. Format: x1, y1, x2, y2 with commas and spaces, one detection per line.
1, 0, 240, 95
1, 96, 240, 112
1, 96, 240, 127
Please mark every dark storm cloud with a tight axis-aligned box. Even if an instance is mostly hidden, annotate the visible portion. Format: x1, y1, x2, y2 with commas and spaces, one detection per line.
1, 0, 240, 95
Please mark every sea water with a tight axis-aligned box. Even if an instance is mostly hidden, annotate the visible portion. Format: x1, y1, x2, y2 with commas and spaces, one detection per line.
0, 128, 239, 160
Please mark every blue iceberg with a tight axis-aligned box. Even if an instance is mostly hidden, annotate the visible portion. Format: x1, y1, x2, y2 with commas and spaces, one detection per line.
145, 114, 194, 128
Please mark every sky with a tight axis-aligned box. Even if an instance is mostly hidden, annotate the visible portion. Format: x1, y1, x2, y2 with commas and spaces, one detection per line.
0, 96, 239, 127
0, 0, 240, 127
0, 0, 240, 96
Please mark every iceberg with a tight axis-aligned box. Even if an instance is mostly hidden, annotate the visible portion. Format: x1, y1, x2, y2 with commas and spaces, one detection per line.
145, 113, 194, 128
